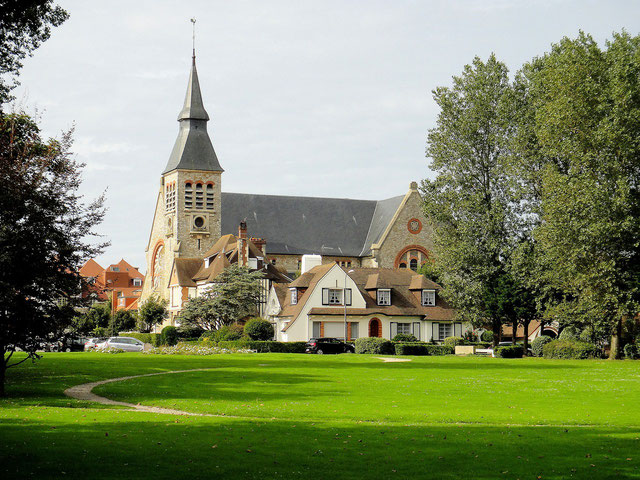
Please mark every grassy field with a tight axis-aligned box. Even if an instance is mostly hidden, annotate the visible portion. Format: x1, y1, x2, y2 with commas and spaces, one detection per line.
1, 353, 639, 479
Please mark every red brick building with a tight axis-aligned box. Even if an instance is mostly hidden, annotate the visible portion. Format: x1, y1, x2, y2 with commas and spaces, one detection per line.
79, 259, 145, 313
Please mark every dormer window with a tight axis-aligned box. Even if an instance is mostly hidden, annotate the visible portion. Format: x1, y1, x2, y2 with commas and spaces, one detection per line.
377, 289, 391, 306
133, 278, 142, 287
422, 289, 436, 306
290, 288, 298, 305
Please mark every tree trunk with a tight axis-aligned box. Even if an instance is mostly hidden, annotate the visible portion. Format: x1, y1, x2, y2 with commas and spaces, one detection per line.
609, 317, 623, 360
492, 323, 500, 347
0, 345, 5, 397
512, 321, 517, 345
523, 321, 530, 355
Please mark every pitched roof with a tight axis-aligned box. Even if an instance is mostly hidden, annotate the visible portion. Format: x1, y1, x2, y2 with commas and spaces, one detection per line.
408, 274, 439, 290
163, 57, 223, 174
79, 259, 104, 277
220, 192, 404, 257
172, 258, 204, 287
193, 251, 231, 282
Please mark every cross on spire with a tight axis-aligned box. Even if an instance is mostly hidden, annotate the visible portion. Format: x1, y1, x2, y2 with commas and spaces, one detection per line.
191, 18, 196, 63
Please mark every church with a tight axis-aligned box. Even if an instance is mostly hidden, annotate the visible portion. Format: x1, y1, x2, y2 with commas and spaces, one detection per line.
140, 54, 436, 319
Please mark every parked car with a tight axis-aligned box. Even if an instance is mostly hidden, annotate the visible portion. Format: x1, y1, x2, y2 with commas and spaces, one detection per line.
84, 337, 107, 351
58, 337, 87, 352
96, 337, 145, 352
305, 338, 355, 355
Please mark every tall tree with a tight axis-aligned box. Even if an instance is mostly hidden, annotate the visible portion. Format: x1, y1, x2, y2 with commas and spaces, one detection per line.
513, 32, 640, 358
0, 113, 106, 396
422, 54, 517, 345
179, 265, 263, 331
0, 0, 68, 105
137, 296, 167, 333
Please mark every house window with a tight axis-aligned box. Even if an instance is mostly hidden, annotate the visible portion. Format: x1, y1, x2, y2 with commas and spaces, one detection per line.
290, 288, 298, 305
185, 182, 193, 208
322, 288, 351, 305
439, 323, 452, 339
410, 258, 418, 271
350, 322, 359, 340
195, 183, 204, 209
397, 322, 411, 334
118, 298, 125, 306
422, 289, 436, 306
328, 289, 342, 304
377, 289, 391, 306
112, 267, 119, 272
206, 184, 214, 210
133, 278, 142, 287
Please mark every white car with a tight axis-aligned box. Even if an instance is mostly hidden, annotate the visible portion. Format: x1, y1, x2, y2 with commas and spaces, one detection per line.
97, 337, 145, 352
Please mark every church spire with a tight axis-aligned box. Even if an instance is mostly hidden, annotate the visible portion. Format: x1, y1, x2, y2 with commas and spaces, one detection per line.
162, 46, 223, 174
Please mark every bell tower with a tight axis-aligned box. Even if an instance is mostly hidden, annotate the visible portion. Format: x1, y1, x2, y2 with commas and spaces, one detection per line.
141, 52, 223, 303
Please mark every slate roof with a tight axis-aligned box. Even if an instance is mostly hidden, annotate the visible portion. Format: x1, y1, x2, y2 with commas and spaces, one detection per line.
163, 57, 223, 174
221, 192, 403, 257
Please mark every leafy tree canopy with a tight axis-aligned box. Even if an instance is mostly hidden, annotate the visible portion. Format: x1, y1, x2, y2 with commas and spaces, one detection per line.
137, 296, 167, 333
0, 0, 69, 105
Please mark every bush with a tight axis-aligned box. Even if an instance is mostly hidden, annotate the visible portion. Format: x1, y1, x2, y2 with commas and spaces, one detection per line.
161, 326, 178, 346
480, 330, 493, 343
542, 340, 599, 359
394, 343, 454, 356
558, 326, 579, 341
392, 333, 418, 342
494, 345, 524, 358
243, 318, 274, 341
355, 337, 395, 354
215, 324, 244, 341
531, 335, 552, 357
623, 343, 639, 360
444, 336, 464, 347
215, 340, 307, 353
177, 324, 204, 340
120, 332, 160, 346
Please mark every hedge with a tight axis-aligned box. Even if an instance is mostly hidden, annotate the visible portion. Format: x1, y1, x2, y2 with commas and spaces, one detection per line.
243, 318, 275, 341
355, 337, 395, 354
215, 340, 307, 353
443, 336, 464, 347
494, 345, 524, 358
394, 343, 454, 356
542, 340, 599, 359
624, 343, 638, 360
119, 332, 160, 346
392, 333, 418, 342
161, 326, 178, 346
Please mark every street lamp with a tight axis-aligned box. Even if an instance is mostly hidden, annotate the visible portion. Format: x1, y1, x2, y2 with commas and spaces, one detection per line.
344, 269, 355, 342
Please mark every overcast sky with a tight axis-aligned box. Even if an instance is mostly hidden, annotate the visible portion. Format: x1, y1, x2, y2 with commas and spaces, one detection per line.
11, 0, 640, 272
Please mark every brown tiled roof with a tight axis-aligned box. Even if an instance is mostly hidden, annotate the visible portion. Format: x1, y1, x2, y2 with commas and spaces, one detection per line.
172, 258, 204, 287
501, 320, 542, 339
280, 263, 335, 320
408, 274, 439, 290
80, 259, 104, 277
364, 273, 392, 290
273, 283, 289, 307
203, 234, 237, 258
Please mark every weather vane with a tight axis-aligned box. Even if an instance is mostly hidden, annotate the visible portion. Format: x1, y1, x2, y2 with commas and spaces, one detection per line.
190, 18, 196, 57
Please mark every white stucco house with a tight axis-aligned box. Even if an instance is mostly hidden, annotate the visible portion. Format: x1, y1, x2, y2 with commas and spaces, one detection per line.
267, 260, 466, 343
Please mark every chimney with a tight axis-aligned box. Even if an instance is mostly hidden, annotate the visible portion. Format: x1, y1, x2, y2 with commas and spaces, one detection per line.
301, 254, 322, 274
239, 220, 247, 239
251, 237, 266, 254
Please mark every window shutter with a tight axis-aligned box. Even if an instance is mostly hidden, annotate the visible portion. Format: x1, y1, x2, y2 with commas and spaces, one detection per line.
312, 322, 321, 338
345, 288, 352, 306
322, 288, 329, 305
454, 322, 462, 337
432, 322, 439, 341
413, 322, 420, 340
390, 322, 398, 339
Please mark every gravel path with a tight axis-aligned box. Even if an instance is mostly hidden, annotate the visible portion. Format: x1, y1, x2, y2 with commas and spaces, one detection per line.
377, 357, 412, 362
64, 368, 217, 416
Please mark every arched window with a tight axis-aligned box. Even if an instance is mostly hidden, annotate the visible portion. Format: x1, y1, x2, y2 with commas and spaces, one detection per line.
394, 245, 430, 269
410, 258, 418, 271
399, 262, 407, 268
184, 182, 193, 209
206, 184, 214, 210
195, 183, 204, 209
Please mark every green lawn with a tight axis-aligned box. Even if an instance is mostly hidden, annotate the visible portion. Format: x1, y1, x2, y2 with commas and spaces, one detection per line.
1, 353, 639, 479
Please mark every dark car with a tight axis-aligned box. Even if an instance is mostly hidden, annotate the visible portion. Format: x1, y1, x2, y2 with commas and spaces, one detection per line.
305, 338, 355, 355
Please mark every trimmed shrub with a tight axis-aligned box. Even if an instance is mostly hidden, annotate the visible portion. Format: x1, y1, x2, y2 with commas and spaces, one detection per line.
355, 337, 395, 354
444, 336, 464, 347
623, 343, 639, 360
542, 340, 599, 359
161, 326, 178, 346
531, 335, 552, 357
494, 345, 524, 358
392, 333, 418, 342
215, 340, 307, 353
558, 326, 579, 341
216, 324, 244, 341
243, 318, 274, 341
395, 342, 453, 356
480, 330, 493, 343
120, 332, 160, 346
